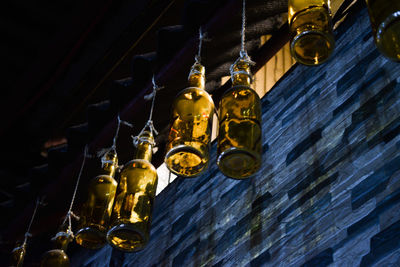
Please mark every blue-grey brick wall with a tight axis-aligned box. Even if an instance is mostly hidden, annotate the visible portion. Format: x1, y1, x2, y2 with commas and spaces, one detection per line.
71, 6, 400, 267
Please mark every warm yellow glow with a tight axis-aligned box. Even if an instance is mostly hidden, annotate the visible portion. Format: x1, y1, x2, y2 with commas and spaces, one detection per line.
40, 232, 72, 267
217, 59, 262, 179
107, 131, 158, 252
165, 63, 214, 178
10, 244, 26, 267
75, 151, 119, 249
366, 0, 400, 61
288, 0, 335, 66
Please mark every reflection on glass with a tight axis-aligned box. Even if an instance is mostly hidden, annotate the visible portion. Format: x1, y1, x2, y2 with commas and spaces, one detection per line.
75, 150, 118, 249
40, 231, 73, 267
165, 63, 214, 177
217, 58, 262, 179
10, 243, 26, 267
288, 0, 335, 65
365, 0, 400, 61
107, 131, 158, 252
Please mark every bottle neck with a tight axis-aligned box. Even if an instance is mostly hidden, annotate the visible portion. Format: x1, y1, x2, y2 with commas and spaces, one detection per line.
53, 232, 73, 251
231, 59, 252, 87
11, 244, 26, 264
101, 151, 118, 177
188, 63, 205, 89
134, 131, 154, 162
135, 142, 153, 162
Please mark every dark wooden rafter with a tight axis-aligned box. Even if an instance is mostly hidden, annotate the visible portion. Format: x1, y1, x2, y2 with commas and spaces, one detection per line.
4, 0, 291, 242
1, 0, 115, 136
0, 0, 178, 137
3, 0, 361, 247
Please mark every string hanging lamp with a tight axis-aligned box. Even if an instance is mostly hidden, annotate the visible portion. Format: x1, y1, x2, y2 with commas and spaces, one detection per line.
75, 115, 133, 249
10, 197, 45, 267
216, 0, 262, 179
288, 0, 335, 65
40, 145, 91, 267
164, 27, 215, 178
107, 77, 161, 252
364, 0, 400, 61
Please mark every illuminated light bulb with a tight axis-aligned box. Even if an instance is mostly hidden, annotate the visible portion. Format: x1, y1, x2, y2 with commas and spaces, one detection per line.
217, 58, 262, 179
107, 130, 158, 252
75, 150, 119, 249
165, 63, 214, 177
9, 243, 26, 267
40, 231, 73, 267
288, 0, 335, 65
365, 0, 400, 61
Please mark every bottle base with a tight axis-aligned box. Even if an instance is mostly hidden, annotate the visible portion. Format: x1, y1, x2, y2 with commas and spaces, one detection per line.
376, 11, 400, 61
75, 227, 106, 249
40, 249, 70, 267
217, 147, 260, 179
106, 223, 147, 252
291, 29, 335, 66
165, 145, 208, 178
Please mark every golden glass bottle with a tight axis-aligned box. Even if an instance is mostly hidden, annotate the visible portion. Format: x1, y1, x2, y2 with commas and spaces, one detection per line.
217, 58, 262, 179
365, 0, 400, 61
288, 0, 335, 65
40, 231, 73, 267
9, 243, 26, 267
107, 130, 158, 252
75, 150, 118, 249
165, 63, 214, 177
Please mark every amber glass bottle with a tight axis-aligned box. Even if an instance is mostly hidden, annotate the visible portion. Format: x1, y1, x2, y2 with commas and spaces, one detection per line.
107, 130, 158, 252
75, 150, 118, 249
288, 0, 335, 65
365, 0, 400, 61
165, 63, 214, 177
9, 243, 26, 267
40, 231, 73, 267
217, 58, 262, 179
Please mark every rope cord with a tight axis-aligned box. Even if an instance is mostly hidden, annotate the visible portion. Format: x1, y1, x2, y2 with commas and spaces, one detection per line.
134, 75, 164, 147
230, 0, 255, 81
195, 27, 207, 64
62, 145, 90, 233
22, 196, 45, 246
98, 114, 133, 165
238, 0, 253, 63
112, 115, 122, 150
241, 0, 246, 55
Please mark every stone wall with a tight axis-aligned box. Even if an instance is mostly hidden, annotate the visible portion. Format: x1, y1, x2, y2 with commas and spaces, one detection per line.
71, 4, 400, 267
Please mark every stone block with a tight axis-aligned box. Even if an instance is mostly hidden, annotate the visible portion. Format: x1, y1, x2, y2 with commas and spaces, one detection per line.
301, 248, 333, 267
286, 128, 323, 166
360, 219, 400, 266
351, 156, 400, 209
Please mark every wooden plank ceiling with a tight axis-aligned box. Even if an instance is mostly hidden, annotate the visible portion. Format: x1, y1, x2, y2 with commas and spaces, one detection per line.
0, 0, 293, 264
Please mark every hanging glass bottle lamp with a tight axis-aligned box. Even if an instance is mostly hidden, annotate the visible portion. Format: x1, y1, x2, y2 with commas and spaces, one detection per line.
40, 230, 73, 267
217, 57, 262, 179
75, 150, 119, 249
288, 0, 335, 65
165, 62, 214, 177
365, 0, 400, 61
10, 243, 26, 267
107, 130, 158, 252
10, 197, 42, 267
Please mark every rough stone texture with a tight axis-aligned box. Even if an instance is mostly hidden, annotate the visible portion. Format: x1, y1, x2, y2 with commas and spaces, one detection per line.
71, 5, 400, 267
